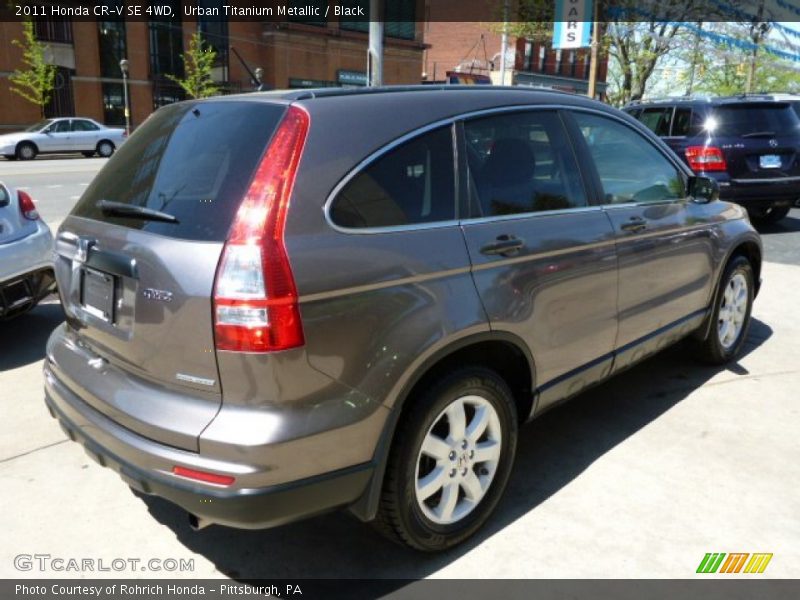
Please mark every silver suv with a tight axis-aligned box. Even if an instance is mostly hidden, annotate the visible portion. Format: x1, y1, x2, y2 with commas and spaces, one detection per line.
45, 87, 762, 551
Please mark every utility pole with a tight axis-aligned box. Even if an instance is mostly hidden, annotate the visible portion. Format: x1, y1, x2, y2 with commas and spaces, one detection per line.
368, 0, 383, 87
745, 0, 766, 94
499, 0, 509, 85
587, 0, 599, 99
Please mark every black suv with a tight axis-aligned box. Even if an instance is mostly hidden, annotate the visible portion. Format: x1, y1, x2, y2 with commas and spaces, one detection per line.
624, 96, 800, 223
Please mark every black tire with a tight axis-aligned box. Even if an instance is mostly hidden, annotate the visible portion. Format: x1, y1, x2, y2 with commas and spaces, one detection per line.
749, 205, 790, 225
96, 140, 115, 158
374, 367, 518, 551
694, 255, 754, 365
3, 154, 16, 161
81, 151, 95, 158
16, 142, 37, 161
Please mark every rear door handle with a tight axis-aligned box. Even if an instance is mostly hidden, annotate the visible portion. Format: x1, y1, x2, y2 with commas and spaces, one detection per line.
620, 216, 647, 233
480, 235, 524, 257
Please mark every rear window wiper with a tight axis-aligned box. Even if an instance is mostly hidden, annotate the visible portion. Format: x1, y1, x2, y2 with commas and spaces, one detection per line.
740, 131, 777, 138
97, 200, 179, 224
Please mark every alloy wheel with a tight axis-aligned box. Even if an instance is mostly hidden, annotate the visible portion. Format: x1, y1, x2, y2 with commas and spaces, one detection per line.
718, 272, 748, 349
414, 395, 502, 525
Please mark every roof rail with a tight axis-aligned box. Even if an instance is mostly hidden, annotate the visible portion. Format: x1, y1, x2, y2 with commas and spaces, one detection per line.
256, 84, 581, 101
630, 93, 714, 105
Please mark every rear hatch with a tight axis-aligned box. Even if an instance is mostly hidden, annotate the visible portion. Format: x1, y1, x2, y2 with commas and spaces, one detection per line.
53, 99, 286, 451
0, 184, 37, 244
709, 102, 800, 180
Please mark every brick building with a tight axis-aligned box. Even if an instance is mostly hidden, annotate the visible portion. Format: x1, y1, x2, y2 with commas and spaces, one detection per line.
423, 19, 608, 97
0, 1, 426, 131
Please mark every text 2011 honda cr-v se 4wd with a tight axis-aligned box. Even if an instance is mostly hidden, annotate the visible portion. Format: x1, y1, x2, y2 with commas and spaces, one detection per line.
44, 87, 762, 551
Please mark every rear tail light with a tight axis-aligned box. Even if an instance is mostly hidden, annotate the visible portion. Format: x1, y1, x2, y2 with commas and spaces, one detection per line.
685, 146, 727, 172
18, 190, 39, 220
213, 106, 309, 353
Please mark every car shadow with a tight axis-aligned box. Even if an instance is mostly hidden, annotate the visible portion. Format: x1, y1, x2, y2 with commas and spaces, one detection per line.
138, 318, 772, 589
753, 212, 800, 235
0, 301, 63, 371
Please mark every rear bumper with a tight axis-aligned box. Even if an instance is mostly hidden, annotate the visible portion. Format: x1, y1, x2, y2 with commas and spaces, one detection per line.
0, 267, 55, 318
715, 174, 800, 208
43, 368, 374, 529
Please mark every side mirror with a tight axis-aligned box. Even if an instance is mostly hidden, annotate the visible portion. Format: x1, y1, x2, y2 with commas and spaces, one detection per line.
688, 175, 719, 204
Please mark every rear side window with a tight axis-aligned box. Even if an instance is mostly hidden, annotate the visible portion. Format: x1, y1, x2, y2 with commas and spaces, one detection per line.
72, 120, 99, 132
671, 108, 704, 137
464, 110, 587, 217
72, 101, 284, 241
638, 107, 673, 137
709, 104, 800, 137
330, 126, 456, 228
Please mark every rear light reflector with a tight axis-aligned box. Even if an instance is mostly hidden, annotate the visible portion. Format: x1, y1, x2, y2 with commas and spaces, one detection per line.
213, 105, 309, 353
18, 190, 39, 220
685, 146, 727, 172
172, 466, 235, 486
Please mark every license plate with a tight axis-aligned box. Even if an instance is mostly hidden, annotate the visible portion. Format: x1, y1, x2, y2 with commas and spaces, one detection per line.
760, 154, 782, 169
81, 267, 115, 322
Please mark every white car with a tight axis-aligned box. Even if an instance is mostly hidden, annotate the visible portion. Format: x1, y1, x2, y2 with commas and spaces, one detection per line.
0, 117, 127, 161
0, 182, 55, 318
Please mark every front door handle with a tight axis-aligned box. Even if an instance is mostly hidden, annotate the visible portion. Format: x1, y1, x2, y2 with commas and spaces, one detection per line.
480, 235, 524, 257
620, 216, 647, 233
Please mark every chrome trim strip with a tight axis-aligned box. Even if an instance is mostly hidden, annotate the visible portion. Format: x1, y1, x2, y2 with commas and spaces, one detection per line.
731, 176, 800, 184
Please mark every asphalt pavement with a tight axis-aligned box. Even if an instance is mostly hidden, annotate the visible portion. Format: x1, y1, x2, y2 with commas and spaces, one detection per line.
1, 157, 799, 581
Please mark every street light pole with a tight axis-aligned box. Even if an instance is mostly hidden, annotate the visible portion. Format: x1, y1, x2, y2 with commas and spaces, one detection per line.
119, 58, 130, 136
368, 0, 383, 86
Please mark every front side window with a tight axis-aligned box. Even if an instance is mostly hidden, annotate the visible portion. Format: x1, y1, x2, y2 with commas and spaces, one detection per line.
49, 120, 71, 133
464, 110, 587, 217
330, 127, 456, 228
573, 112, 685, 204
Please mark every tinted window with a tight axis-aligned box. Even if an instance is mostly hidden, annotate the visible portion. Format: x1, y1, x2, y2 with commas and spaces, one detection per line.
72, 101, 284, 241
330, 127, 455, 228
72, 120, 99, 132
464, 111, 587, 217
709, 104, 800, 137
574, 112, 685, 204
671, 107, 704, 137
50, 120, 70, 133
639, 107, 673, 136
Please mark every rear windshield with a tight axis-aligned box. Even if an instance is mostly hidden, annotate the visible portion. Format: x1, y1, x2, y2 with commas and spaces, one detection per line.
72, 100, 285, 241
709, 104, 800, 137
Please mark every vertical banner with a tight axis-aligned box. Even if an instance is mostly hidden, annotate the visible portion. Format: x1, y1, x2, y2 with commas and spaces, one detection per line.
552, 0, 593, 49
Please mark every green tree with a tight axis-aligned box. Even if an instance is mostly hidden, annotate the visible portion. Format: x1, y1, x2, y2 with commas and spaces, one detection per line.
9, 19, 57, 118
168, 32, 219, 99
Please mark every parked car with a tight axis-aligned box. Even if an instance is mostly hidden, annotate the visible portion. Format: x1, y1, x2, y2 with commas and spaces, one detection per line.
624, 95, 800, 224
44, 87, 762, 551
0, 118, 126, 161
0, 182, 55, 319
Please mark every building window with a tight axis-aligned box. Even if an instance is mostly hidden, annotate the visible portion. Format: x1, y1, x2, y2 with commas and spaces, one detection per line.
44, 66, 75, 118
523, 41, 532, 71
569, 51, 576, 77
98, 21, 127, 79
34, 17, 73, 43
555, 49, 562, 75
149, 1, 183, 79
538, 46, 545, 72
152, 80, 185, 110
101, 82, 126, 126
197, 0, 229, 83
340, 0, 415, 40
